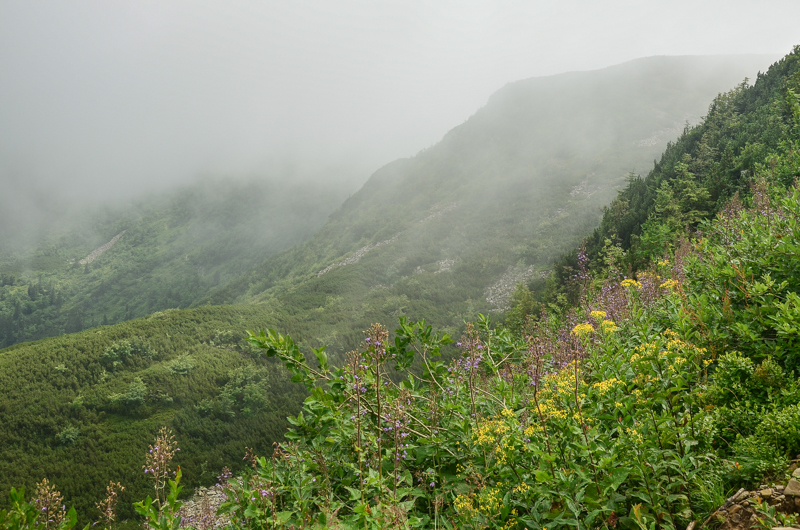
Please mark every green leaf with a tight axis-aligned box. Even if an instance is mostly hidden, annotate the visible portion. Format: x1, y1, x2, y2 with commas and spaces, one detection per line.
345, 486, 362, 500
314, 347, 328, 370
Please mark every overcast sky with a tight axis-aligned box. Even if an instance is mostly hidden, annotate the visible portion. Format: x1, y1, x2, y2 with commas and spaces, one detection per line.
1, 1, 799, 201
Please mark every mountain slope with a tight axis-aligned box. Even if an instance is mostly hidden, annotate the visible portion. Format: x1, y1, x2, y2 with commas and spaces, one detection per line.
0, 176, 356, 348
0, 304, 306, 525
204, 54, 778, 351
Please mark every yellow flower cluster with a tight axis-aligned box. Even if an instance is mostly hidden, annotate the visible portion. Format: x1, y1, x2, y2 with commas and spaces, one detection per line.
514, 482, 531, 495
592, 377, 622, 395
475, 413, 519, 463
626, 427, 643, 444
453, 493, 476, 518
620, 279, 642, 290
523, 424, 541, 437
657, 259, 670, 267
536, 400, 568, 421
475, 419, 510, 447
478, 486, 503, 515
590, 310, 607, 321
572, 322, 594, 337
542, 365, 581, 397
660, 279, 679, 290
601, 320, 618, 333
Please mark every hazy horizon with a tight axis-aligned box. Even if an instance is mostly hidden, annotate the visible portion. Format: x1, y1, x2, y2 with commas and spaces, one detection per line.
1, 1, 799, 209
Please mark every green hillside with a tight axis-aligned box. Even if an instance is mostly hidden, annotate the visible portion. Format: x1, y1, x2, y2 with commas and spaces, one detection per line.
544, 47, 800, 307
204, 55, 776, 352
0, 53, 788, 528
0, 304, 307, 524
0, 176, 355, 348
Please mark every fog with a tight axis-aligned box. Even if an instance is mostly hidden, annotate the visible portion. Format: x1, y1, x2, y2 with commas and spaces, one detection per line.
1, 1, 799, 207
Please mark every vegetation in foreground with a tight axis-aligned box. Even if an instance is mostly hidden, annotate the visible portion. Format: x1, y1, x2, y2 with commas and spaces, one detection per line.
5, 177, 800, 529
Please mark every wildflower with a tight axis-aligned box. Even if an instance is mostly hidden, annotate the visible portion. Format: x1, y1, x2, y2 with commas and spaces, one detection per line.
572, 322, 594, 337
620, 278, 642, 290
601, 320, 618, 333
590, 310, 607, 321
592, 377, 621, 394
625, 427, 643, 444
660, 279, 679, 290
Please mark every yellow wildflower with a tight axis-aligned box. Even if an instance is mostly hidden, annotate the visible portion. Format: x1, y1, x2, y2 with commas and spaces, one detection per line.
592, 377, 621, 395
625, 427, 643, 444
514, 483, 531, 495
590, 310, 607, 321
454, 493, 476, 517
572, 322, 594, 337
620, 278, 642, 290
601, 320, 618, 333
660, 279, 679, 290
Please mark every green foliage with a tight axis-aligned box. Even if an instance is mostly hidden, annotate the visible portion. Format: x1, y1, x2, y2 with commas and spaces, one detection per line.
0, 305, 306, 528
165, 355, 194, 376
210, 175, 800, 528
0, 480, 81, 530
133, 469, 184, 530
503, 283, 541, 332
218, 288, 720, 527
685, 184, 800, 369
753, 498, 800, 529
570, 46, 800, 283
101, 340, 153, 371
55, 426, 81, 446
108, 377, 148, 409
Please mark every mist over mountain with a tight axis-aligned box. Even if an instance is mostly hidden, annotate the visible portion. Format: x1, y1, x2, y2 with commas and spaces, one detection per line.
204, 54, 776, 351
0, 174, 359, 347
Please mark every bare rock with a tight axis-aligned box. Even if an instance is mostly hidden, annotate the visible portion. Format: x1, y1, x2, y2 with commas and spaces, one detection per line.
785, 479, 800, 496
